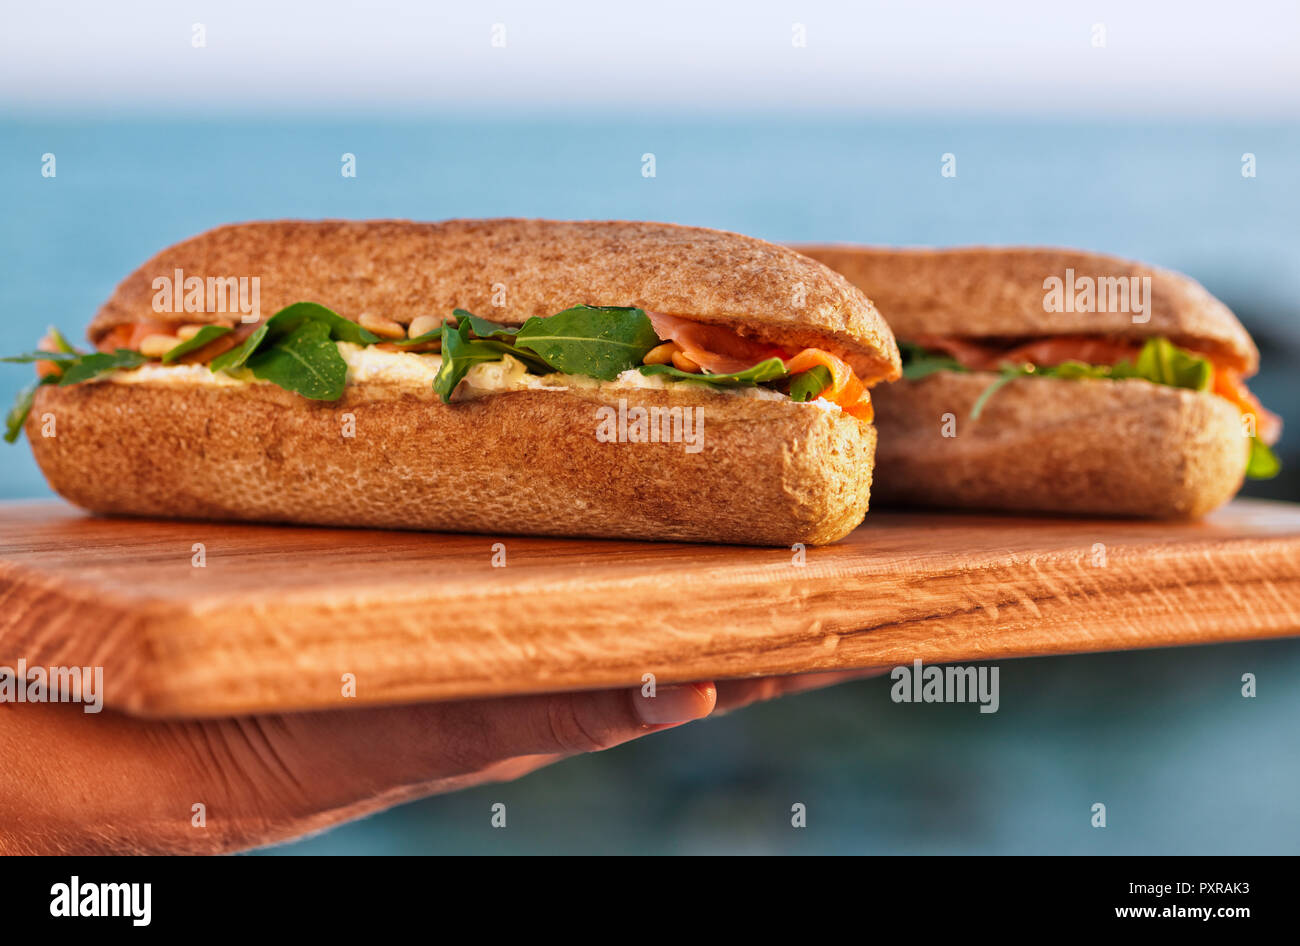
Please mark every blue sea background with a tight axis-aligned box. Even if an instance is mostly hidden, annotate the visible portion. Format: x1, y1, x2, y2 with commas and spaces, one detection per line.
1, 111, 1297, 853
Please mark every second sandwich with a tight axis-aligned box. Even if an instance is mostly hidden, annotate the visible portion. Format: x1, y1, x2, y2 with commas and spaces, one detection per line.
801, 245, 1281, 518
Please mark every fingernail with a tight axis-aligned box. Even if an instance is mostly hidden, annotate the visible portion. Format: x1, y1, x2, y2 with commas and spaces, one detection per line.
634, 682, 717, 725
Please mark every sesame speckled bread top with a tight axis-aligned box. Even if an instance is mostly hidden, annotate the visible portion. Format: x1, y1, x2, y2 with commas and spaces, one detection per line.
90, 219, 902, 383
799, 245, 1258, 375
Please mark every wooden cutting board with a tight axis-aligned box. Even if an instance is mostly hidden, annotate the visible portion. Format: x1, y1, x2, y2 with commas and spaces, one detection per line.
1, 498, 1298, 718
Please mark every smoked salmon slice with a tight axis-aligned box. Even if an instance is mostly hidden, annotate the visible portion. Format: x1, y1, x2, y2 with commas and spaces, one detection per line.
648, 312, 874, 417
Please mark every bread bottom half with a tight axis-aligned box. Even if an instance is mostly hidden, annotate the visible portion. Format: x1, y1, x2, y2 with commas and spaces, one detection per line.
871, 373, 1248, 518
27, 379, 875, 546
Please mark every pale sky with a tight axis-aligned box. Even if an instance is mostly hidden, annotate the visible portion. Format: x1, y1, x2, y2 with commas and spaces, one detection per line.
2, 0, 1297, 115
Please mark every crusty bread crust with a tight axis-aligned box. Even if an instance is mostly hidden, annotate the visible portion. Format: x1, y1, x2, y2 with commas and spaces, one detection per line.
27, 380, 875, 546
91, 219, 901, 382
871, 372, 1248, 518
798, 245, 1258, 374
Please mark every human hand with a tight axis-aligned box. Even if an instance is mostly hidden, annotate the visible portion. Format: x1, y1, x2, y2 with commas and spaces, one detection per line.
0, 670, 878, 854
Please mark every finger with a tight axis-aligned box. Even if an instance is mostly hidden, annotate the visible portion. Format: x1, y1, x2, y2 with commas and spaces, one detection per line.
386, 680, 718, 774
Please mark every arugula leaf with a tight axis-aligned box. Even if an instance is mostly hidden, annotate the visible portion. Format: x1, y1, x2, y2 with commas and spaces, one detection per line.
394, 320, 448, 347
0, 351, 80, 364
210, 302, 379, 373
211, 312, 279, 372
4, 338, 145, 440
434, 306, 796, 400
969, 357, 1117, 418
788, 365, 833, 402
513, 305, 659, 381
638, 357, 789, 387
45, 327, 77, 354
245, 320, 349, 400
58, 349, 147, 386
902, 355, 966, 380
0, 329, 85, 363
452, 310, 520, 340
1246, 437, 1281, 480
1040, 360, 1114, 380
393, 331, 443, 347
272, 302, 380, 346
208, 326, 268, 373
970, 365, 1032, 419
969, 338, 1219, 419
4, 377, 55, 443
899, 341, 966, 380
161, 325, 232, 364
1128, 337, 1213, 391
432, 320, 537, 403
393, 311, 520, 348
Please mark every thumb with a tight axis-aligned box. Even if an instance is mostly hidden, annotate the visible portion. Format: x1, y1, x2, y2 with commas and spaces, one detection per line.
276, 682, 718, 794
408, 681, 718, 765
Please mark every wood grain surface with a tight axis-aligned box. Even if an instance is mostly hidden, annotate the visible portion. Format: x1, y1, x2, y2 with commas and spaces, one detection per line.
1, 499, 1298, 718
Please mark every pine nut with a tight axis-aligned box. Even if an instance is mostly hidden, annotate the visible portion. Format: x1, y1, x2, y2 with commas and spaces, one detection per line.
408, 315, 446, 339
139, 334, 181, 358
671, 350, 702, 373
359, 312, 407, 340
176, 324, 209, 341
643, 342, 679, 365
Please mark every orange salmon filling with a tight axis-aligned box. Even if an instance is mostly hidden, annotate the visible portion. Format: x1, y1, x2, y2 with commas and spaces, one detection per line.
97, 321, 253, 364
646, 312, 874, 420
91, 313, 879, 421
782, 348, 873, 420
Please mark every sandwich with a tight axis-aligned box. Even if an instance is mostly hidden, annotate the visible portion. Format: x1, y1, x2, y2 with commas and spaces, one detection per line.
798, 245, 1281, 518
3, 219, 900, 546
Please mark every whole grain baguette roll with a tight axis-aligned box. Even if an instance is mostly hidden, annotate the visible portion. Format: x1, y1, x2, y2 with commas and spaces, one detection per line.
28, 376, 875, 546
16, 219, 905, 546
872, 372, 1248, 518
